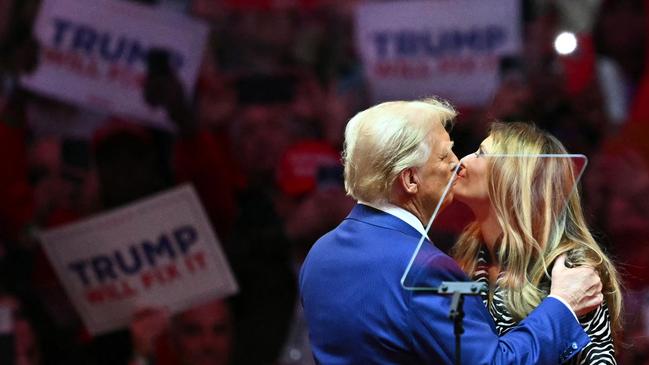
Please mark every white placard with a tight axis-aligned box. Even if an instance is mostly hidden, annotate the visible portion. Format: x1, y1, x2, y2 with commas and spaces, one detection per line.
21, 0, 209, 129
39, 185, 238, 335
355, 0, 521, 106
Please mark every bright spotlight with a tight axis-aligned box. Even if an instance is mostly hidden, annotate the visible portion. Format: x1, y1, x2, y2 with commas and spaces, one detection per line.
554, 32, 578, 55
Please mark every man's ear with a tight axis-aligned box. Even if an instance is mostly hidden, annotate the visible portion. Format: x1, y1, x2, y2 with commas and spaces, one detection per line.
399, 168, 419, 195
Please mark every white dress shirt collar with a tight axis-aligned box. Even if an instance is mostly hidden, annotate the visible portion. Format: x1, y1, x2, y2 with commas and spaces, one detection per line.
359, 201, 428, 238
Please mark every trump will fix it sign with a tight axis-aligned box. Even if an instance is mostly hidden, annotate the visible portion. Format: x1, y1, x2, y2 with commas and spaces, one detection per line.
39, 185, 238, 335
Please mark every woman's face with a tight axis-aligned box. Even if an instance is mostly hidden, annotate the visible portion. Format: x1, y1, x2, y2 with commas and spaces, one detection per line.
453, 136, 493, 209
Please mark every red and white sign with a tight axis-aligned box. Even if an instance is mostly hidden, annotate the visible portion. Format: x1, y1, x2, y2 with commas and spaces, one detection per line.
355, 0, 521, 106
39, 185, 238, 335
22, 0, 209, 129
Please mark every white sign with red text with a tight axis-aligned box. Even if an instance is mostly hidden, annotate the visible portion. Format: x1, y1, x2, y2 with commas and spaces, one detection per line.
355, 0, 521, 106
39, 185, 238, 335
21, 0, 208, 129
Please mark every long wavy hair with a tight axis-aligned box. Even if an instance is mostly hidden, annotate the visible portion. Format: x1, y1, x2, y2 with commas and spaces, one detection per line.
453, 122, 622, 339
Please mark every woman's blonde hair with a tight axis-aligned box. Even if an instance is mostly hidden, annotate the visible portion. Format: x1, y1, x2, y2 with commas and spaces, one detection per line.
453, 122, 622, 339
343, 98, 457, 203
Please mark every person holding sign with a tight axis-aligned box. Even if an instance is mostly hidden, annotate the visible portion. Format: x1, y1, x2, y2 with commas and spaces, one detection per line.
129, 299, 233, 365
451, 122, 621, 364
299, 99, 603, 364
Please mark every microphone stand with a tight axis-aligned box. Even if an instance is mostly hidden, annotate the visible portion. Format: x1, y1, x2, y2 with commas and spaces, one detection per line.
435, 281, 487, 365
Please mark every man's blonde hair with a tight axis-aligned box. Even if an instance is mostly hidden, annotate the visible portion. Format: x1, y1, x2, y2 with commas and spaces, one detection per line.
342, 98, 457, 203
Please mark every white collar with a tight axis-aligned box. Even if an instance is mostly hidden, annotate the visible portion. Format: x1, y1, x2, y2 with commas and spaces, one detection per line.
359, 201, 428, 237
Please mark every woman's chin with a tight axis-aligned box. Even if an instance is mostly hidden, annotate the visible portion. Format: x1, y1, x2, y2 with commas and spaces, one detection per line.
452, 193, 487, 212
450, 186, 468, 203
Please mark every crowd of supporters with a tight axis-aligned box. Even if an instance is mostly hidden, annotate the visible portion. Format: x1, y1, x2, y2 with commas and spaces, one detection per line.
0, 0, 648, 364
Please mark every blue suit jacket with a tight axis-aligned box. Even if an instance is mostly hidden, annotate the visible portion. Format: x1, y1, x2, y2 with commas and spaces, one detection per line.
300, 204, 590, 364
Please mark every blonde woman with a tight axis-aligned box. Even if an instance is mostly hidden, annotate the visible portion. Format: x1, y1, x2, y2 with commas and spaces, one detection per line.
453, 122, 622, 364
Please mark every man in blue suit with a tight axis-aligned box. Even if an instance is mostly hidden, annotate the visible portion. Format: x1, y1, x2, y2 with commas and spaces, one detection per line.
299, 99, 603, 364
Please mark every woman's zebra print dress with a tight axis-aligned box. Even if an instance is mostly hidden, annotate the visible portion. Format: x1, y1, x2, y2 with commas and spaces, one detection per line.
473, 247, 616, 364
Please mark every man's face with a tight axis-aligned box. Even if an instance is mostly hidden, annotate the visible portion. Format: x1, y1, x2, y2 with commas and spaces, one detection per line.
414, 122, 458, 223
172, 300, 233, 365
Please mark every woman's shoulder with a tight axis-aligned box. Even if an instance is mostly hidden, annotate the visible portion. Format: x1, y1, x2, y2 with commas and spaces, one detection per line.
578, 301, 613, 332
574, 302, 616, 364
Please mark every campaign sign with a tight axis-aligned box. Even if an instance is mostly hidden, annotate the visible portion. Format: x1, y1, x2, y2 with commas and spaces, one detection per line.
355, 0, 521, 106
21, 0, 208, 130
39, 185, 238, 335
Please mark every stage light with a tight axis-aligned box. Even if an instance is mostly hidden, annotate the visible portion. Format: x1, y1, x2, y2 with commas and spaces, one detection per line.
554, 31, 578, 55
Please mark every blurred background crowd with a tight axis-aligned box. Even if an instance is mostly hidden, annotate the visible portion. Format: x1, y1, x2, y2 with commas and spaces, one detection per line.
0, 0, 648, 364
